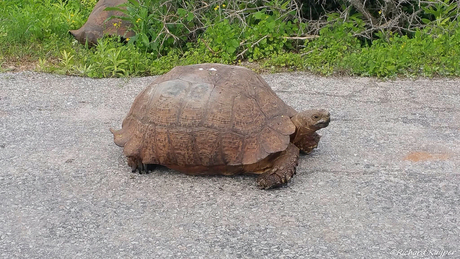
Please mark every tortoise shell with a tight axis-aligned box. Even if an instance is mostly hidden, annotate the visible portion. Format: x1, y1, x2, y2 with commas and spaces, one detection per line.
69, 0, 134, 45
111, 64, 298, 172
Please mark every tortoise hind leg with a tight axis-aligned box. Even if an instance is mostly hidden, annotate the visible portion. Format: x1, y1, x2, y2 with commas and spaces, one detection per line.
127, 156, 156, 174
256, 143, 300, 189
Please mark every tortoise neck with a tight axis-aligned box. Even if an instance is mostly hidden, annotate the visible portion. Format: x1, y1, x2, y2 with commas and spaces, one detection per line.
291, 114, 315, 134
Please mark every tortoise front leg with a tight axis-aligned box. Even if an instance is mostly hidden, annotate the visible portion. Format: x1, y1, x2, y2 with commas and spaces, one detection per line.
294, 132, 321, 154
256, 143, 299, 189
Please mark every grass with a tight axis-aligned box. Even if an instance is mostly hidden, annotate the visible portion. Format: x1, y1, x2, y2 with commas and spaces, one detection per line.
0, 0, 459, 78
0, 0, 94, 70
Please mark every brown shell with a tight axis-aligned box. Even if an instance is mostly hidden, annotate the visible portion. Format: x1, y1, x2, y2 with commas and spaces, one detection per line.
69, 0, 135, 46
112, 64, 297, 169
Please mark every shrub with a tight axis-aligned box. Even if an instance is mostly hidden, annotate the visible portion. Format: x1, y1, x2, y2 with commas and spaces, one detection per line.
1, 0, 460, 77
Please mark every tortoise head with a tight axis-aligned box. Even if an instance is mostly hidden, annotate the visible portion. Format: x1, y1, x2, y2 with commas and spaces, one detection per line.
292, 109, 330, 133
291, 109, 330, 154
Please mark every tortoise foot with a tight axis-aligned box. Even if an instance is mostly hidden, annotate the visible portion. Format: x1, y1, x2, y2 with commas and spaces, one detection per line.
256, 143, 299, 189
127, 157, 154, 174
256, 166, 296, 189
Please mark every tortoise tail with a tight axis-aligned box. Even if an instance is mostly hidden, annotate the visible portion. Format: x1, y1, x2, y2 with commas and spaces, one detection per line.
110, 128, 130, 147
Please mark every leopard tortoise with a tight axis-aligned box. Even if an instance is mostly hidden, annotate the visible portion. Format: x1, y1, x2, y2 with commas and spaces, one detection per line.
110, 63, 330, 189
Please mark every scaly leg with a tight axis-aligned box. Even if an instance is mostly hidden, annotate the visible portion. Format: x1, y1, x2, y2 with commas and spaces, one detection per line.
127, 156, 155, 174
256, 143, 299, 189
295, 132, 321, 154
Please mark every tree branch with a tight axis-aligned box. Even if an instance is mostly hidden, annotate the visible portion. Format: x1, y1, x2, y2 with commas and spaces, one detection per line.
348, 0, 378, 26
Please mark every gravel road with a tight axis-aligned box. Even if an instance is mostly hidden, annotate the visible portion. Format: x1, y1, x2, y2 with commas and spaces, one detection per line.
1, 71, 459, 258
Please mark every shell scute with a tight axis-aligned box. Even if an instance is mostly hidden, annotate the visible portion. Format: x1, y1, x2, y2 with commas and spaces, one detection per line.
148, 80, 188, 126
260, 126, 290, 154
168, 129, 198, 166
193, 129, 223, 166
268, 115, 296, 135
178, 83, 213, 128
140, 124, 159, 164
152, 127, 175, 165
232, 94, 265, 135
221, 132, 244, 165
203, 90, 234, 131
242, 136, 270, 165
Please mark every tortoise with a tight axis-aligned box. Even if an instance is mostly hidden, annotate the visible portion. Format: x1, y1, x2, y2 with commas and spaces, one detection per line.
69, 0, 134, 46
110, 64, 330, 189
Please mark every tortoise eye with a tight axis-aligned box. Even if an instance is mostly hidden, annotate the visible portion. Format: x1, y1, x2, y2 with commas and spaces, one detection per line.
313, 115, 320, 120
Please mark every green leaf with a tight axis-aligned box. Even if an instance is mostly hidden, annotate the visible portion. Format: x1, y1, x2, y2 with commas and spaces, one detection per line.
104, 7, 127, 13
445, 3, 456, 13
230, 39, 239, 48
253, 11, 264, 20
177, 8, 187, 17
281, 1, 289, 10
187, 12, 194, 22
141, 34, 149, 46
266, 21, 276, 30
441, 17, 450, 25
421, 18, 431, 24
127, 0, 139, 7
387, 65, 396, 72
111, 16, 133, 22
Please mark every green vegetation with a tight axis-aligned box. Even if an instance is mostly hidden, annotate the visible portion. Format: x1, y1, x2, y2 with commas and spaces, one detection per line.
0, 0, 459, 77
